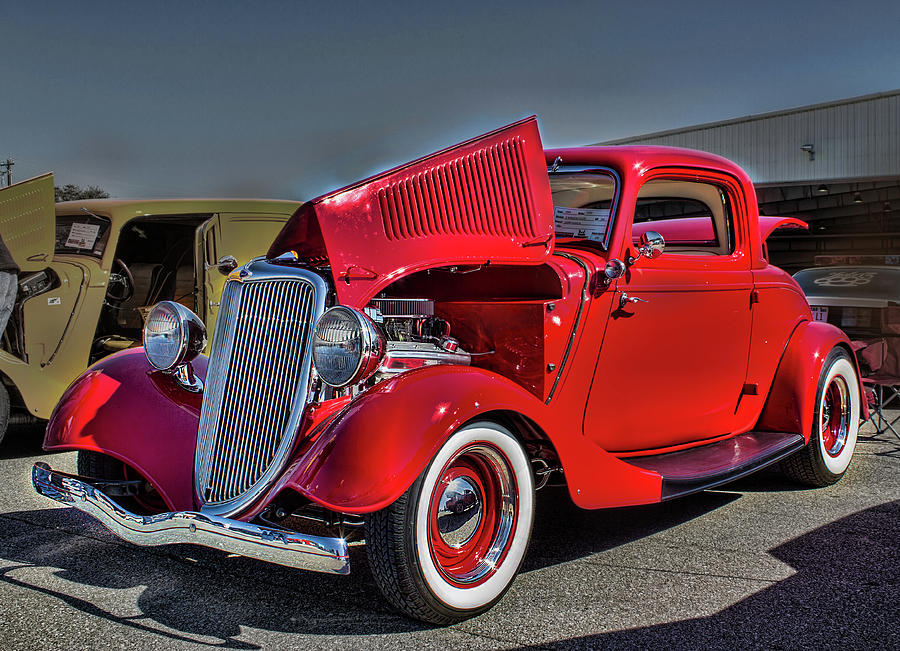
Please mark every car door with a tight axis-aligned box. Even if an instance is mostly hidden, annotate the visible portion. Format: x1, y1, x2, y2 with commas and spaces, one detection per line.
584, 170, 753, 452
0, 172, 55, 272
196, 212, 291, 340
0, 173, 83, 366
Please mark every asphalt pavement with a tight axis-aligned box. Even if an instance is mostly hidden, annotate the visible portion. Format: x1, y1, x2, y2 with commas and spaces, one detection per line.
1, 420, 897, 650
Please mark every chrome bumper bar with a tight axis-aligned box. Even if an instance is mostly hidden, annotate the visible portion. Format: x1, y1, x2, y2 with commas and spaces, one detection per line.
32, 463, 350, 575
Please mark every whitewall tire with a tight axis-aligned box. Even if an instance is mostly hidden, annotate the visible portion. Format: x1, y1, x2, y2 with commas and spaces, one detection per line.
782, 348, 860, 486
366, 421, 534, 624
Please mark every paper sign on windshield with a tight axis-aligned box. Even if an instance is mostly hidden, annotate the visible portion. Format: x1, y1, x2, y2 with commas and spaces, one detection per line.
554, 207, 609, 242
65, 223, 100, 250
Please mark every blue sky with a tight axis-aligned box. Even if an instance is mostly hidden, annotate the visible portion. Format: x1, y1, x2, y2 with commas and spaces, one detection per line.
4, 1, 899, 200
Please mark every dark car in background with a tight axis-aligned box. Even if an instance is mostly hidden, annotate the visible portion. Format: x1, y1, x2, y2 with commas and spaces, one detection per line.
793, 264, 900, 376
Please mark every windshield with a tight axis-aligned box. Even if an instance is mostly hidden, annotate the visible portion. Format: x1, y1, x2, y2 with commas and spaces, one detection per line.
549, 171, 617, 247
55, 213, 112, 258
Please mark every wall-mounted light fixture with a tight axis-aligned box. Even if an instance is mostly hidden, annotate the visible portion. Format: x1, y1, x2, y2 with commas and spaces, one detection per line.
853, 191, 863, 203
800, 144, 815, 161
816, 184, 829, 194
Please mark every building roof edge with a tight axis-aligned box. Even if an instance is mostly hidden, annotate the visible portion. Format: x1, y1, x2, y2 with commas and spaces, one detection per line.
595, 89, 900, 145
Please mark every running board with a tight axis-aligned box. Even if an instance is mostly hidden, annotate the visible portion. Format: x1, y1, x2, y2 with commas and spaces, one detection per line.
623, 431, 805, 500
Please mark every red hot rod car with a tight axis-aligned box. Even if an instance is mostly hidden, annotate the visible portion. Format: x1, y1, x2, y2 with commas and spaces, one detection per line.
33, 118, 865, 624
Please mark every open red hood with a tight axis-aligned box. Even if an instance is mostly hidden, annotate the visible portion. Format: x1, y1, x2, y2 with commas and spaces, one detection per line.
269, 117, 555, 306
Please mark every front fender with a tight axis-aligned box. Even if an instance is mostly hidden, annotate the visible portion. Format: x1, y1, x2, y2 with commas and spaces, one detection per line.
44, 348, 204, 511
277, 365, 663, 513
756, 320, 867, 439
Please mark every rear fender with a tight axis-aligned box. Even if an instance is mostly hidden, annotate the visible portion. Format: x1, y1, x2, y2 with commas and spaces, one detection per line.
756, 320, 867, 438
44, 348, 204, 511
278, 365, 663, 513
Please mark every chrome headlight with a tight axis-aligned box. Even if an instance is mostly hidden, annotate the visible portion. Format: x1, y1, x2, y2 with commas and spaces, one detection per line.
143, 301, 207, 371
312, 306, 385, 387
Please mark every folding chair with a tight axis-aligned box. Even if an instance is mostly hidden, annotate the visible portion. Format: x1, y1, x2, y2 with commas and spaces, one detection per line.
863, 376, 900, 440
858, 333, 900, 441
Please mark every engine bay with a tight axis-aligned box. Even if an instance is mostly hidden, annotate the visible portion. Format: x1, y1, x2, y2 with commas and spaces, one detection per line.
367, 297, 473, 379
309, 261, 573, 402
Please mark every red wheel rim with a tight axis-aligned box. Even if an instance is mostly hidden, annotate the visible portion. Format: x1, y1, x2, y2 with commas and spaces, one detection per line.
427, 442, 518, 588
821, 374, 850, 457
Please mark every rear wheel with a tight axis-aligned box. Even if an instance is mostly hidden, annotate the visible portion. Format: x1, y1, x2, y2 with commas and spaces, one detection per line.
782, 348, 860, 486
365, 421, 534, 624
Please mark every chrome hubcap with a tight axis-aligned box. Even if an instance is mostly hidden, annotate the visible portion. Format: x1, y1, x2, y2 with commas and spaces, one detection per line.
428, 442, 519, 586
437, 476, 483, 548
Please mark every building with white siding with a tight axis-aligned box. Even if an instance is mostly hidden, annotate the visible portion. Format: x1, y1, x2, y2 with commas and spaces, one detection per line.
595, 90, 900, 271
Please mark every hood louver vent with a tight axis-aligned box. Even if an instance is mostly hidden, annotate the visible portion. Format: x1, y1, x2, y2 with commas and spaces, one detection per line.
377, 138, 536, 241
267, 117, 555, 307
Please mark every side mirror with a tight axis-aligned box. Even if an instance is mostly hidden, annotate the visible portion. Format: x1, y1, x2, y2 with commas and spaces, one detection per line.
629, 231, 665, 264
206, 254, 238, 276
640, 231, 665, 259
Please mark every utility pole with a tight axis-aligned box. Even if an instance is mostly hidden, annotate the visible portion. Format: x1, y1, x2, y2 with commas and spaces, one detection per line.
0, 158, 13, 187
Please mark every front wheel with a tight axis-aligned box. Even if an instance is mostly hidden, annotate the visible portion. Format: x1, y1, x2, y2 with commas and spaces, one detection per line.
782, 347, 860, 486
365, 421, 534, 624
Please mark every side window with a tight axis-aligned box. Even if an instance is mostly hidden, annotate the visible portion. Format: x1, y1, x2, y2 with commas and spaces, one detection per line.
633, 179, 735, 256
205, 222, 218, 268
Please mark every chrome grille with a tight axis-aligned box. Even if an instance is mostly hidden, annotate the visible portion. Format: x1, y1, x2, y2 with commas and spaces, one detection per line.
195, 264, 325, 514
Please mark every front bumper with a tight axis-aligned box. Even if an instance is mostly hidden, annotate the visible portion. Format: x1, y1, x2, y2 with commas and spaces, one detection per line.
32, 463, 350, 575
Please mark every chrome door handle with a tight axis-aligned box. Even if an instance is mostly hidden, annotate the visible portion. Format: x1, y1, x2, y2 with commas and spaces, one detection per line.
619, 293, 648, 308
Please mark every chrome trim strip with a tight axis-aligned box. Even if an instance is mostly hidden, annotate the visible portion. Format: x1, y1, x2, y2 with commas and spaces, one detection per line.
545, 251, 589, 404
33, 463, 349, 575
377, 341, 471, 376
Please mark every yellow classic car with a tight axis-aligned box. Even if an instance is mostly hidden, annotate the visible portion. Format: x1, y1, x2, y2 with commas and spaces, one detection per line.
0, 173, 300, 443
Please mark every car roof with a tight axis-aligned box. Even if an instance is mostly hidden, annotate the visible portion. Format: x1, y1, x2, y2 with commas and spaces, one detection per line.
55, 198, 302, 226
544, 145, 753, 182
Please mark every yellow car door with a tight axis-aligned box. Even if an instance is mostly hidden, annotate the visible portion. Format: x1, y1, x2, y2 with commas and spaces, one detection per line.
195, 212, 292, 346
0, 173, 80, 367
0, 172, 56, 272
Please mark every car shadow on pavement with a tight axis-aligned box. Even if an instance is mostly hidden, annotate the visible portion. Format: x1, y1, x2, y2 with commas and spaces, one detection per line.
859, 433, 900, 459
523, 486, 742, 572
1, 485, 744, 643
0, 424, 47, 460
0, 506, 420, 645
518, 499, 899, 650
